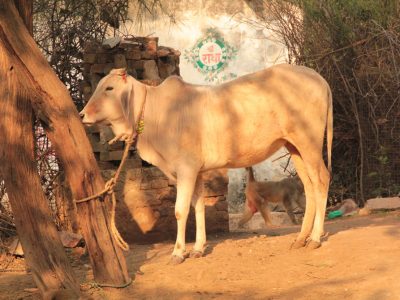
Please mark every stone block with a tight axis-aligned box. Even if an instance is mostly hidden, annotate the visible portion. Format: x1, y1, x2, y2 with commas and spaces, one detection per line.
87, 133, 103, 152
366, 197, 400, 210
83, 63, 91, 75
100, 150, 124, 161
157, 59, 176, 78
104, 63, 115, 75
126, 68, 138, 79
97, 161, 115, 170
119, 38, 141, 49
90, 63, 106, 74
124, 168, 142, 181
140, 182, 152, 190
142, 167, 165, 179
174, 50, 181, 57
158, 186, 176, 202
114, 54, 127, 68
102, 36, 121, 49
123, 157, 142, 169
150, 167, 165, 178
141, 51, 156, 60
126, 49, 141, 60
127, 59, 145, 70
84, 41, 99, 53
157, 48, 171, 57
83, 53, 96, 64
136, 69, 144, 79
142, 60, 160, 80
90, 73, 102, 90
84, 124, 101, 134
151, 178, 169, 189
99, 126, 115, 143
108, 141, 124, 151
101, 169, 116, 180
97, 53, 112, 64
146, 37, 158, 54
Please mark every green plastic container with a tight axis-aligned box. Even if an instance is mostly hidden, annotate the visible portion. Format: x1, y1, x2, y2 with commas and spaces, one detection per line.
328, 210, 343, 219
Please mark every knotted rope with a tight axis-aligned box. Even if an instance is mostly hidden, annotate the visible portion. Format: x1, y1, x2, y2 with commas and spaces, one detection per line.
73, 134, 135, 252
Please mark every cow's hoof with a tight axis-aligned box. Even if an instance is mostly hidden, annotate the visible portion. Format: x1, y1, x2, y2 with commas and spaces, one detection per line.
168, 255, 185, 265
290, 239, 306, 249
189, 250, 203, 258
306, 240, 321, 250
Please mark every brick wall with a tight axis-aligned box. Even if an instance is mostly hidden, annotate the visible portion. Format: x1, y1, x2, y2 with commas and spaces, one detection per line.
81, 36, 229, 243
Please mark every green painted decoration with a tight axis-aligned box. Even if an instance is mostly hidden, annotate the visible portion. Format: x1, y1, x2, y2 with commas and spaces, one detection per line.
184, 28, 238, 83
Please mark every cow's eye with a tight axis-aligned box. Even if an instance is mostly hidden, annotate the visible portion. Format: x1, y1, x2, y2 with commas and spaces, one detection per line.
105, 86, 114, 91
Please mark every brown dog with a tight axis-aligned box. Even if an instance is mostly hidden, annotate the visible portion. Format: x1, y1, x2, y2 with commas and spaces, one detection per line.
239, 167, 305, 227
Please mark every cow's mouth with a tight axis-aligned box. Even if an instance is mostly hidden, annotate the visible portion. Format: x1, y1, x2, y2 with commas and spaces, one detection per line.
82, 120, 94, 125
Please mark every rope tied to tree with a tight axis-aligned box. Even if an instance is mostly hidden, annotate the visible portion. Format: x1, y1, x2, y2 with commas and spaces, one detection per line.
74, 92, 146, 253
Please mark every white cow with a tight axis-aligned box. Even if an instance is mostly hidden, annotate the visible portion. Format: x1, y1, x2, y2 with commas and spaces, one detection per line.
80, 64, 333, 264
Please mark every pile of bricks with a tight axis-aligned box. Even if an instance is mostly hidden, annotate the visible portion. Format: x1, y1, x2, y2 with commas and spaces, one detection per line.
81, 36, 181, 100
81, 37, 229, 243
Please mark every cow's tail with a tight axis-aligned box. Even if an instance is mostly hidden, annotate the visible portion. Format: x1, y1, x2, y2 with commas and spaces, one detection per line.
326, 87, 333, 176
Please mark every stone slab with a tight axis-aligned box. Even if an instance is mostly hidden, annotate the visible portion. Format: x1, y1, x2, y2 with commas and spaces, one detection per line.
366, 197, 400, 210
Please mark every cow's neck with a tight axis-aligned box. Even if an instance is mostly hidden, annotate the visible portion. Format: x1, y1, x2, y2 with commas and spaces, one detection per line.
133, 83, 160, 168
131, 78, 148, 135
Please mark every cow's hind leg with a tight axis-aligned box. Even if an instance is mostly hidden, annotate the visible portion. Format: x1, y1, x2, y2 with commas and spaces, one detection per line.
170, 168, 199, 265
286, 143, 316, 249
190, 177, 206, 258
307, 161, 330, 249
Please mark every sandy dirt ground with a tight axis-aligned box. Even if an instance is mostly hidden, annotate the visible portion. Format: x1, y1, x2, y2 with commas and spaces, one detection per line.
1, 211, 400, 300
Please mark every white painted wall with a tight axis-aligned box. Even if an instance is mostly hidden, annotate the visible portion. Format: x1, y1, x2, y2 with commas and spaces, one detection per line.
125, 0, 295, 211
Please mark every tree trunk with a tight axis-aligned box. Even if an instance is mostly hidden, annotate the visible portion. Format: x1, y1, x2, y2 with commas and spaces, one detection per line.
0, 0, 130, 286
13, 0, 33, 34
0, 5, 80, 299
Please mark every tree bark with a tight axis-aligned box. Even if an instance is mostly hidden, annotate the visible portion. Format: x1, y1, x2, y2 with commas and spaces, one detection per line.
0, 0, 129, 287
0, 12, 80, 300
13, 0, 33, 34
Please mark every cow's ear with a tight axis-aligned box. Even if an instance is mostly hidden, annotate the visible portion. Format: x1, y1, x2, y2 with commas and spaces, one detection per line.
122, 82, 134, 129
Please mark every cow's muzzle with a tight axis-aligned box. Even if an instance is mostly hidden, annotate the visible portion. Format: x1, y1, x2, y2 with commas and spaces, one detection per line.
79, 110, 93, 125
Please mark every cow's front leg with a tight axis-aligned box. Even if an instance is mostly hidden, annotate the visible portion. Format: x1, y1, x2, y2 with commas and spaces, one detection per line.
190, 177, 206, 258
170, 169, 198, 265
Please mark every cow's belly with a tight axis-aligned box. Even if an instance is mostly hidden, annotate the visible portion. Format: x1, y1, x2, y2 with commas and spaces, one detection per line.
203, 136, 286, 170
225, 138, 286, 168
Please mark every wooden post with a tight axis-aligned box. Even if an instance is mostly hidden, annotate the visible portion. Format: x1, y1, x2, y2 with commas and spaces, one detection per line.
0, 0, 130, 286
0, 5, 80, 299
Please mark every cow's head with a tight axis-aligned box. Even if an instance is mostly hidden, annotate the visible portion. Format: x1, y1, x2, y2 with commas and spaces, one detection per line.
80, 68, 145, 141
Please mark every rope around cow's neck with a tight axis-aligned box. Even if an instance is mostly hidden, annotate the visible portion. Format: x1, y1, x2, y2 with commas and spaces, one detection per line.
74, 94, 147, 257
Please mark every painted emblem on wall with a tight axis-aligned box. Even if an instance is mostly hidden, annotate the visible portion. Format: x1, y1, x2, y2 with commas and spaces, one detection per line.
184, 28, 238, 83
